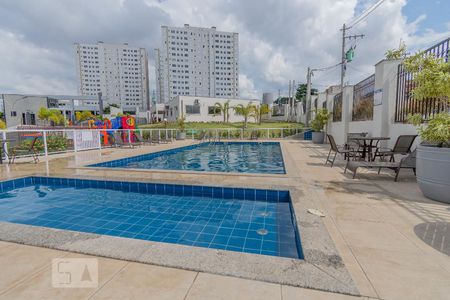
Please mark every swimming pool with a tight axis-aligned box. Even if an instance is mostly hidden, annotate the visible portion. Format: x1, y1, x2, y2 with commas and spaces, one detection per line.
0, 177, 302, 259
90, 142, 285, 174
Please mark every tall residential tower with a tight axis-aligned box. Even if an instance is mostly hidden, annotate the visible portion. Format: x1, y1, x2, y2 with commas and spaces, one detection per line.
74, 42, 150, 112
155, 24, 239, 103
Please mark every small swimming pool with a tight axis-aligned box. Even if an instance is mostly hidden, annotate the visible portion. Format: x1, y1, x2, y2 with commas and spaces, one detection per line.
90, 142, 285, 174
0, 177, 302, 259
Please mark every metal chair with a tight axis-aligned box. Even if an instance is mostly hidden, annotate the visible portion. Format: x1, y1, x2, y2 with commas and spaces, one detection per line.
326, 134, 357, 167
373, 135, 417, 162
9, 136, 40, 164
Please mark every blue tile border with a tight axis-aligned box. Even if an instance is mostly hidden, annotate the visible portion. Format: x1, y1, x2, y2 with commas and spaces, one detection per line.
0, 177, 291, 203
0, 176, 303, 259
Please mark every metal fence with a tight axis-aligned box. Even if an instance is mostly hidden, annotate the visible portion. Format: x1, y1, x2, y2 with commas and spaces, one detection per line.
352, 74, 375, 121
332, 93, 342, 122
0, 127, 307, 162
394, 37, 449, 123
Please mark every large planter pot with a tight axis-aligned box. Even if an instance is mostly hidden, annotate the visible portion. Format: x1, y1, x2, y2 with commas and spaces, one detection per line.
416, 145, 450, 203
176, 132, 186, 140
311, 131, 325, 144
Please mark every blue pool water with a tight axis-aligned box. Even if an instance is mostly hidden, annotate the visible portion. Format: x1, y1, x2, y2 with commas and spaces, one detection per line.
90, 142, 285, 174
0, 177, 303, 259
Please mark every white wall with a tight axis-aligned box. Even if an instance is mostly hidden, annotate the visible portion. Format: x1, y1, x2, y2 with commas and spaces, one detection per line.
321, 59, 419, 148
166, 95, 259, 123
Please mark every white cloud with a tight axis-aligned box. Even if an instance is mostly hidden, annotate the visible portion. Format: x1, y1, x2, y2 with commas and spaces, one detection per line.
0, 0, 449, 99
0, 30, 75, 94
239, 74, 258, 99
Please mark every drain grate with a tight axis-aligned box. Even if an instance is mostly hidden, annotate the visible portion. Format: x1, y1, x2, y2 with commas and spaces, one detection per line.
256, 228, 268, 236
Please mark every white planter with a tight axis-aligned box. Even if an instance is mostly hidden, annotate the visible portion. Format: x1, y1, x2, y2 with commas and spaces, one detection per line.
311, 132, 325, 144
416, 145, 450, 203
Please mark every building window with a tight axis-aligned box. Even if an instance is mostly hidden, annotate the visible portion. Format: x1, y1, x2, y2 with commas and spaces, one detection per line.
185, 105, 200, 114
208, 106, 221, 115
10, 111, 17, 117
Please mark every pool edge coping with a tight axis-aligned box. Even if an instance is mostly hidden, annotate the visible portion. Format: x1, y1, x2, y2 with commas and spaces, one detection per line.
0, 175, 359, 296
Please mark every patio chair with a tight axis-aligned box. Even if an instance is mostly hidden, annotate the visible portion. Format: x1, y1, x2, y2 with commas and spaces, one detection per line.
373, 135, 417, 162
9, 136, 40, 164
159, 131, 171, 144
345, 149, 416, 181
131, 132, 147, 146
250, 130, 258, 140
197, 131, 207, 141
149, 133, 159, 144
325, 134, 358, 167
112, 132, 133, 148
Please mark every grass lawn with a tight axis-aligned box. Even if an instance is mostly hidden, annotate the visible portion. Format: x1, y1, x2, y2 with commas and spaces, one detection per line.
139, 121, 304, 129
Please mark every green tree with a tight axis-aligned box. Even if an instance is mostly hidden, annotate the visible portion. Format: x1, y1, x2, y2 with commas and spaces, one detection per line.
404, 52, 450, 146
48, 110, 65, 126
310, 109, 331, 132
37, 107, 52, 125
253, 104, 271, 125
75, 111, 93, 123
214, 100, 231, 123
295, 84, 318, 102
233, 103, 256, 128
176, 116, 186, 132
385, 41, 407, 60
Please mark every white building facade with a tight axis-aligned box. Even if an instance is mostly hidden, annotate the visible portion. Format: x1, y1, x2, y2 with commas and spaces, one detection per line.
166, 96, 257, 123
74, 42, 150, 112
155, 24, 239, 103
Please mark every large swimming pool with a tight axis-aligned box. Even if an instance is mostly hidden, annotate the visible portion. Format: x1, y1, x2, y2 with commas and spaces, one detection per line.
0, 177, 302, 259
90, 142, 285, 174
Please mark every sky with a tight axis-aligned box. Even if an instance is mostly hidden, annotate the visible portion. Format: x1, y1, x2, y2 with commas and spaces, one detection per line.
0, 0, 449, 100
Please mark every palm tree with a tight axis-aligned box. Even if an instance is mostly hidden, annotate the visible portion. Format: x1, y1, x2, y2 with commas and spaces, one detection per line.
253, 103, 271, 125
233, 102, 256, 128
214, 100, 231, 123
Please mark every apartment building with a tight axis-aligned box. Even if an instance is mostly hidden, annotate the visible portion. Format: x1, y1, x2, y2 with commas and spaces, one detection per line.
74, 42, 150, 112
155, 24, 239, 103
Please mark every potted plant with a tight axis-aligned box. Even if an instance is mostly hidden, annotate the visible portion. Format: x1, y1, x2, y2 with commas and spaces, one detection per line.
310, 108, 331, 144
404, 52, 450, 203
176, 116, 186, 140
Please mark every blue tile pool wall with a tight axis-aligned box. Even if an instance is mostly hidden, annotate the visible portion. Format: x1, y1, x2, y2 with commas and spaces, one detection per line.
0, 177, 303, 259
89, 142, 286, 174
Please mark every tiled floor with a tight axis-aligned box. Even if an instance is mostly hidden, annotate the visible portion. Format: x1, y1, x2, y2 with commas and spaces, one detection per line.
0, 139, 449, 299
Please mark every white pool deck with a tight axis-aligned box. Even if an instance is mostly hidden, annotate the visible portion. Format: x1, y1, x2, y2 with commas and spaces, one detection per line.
0, 139, 449, 300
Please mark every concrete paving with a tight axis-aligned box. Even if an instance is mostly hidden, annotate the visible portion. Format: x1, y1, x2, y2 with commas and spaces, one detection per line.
0, 139, 448, 299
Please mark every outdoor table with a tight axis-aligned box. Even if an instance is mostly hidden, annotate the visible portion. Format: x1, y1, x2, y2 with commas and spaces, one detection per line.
0, 139, 15, 164
351, 137, 390, 161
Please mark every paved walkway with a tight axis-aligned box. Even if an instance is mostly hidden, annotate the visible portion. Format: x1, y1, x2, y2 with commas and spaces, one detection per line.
0, 140, 448, 300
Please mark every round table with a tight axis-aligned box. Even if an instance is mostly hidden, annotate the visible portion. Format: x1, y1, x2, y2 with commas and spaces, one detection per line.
351, 137, 390, 161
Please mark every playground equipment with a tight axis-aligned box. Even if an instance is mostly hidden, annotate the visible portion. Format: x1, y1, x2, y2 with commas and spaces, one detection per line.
88, 116, 137, 145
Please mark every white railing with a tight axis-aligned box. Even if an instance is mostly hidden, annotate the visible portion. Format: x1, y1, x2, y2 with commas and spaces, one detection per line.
0, 127, 307, 161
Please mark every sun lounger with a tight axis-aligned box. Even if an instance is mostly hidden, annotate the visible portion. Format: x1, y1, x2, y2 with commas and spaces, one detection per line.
113, 132, 132, 148
132, 132, 149, 145
250, 130, 258, 140
345, 150, 416, 181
